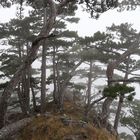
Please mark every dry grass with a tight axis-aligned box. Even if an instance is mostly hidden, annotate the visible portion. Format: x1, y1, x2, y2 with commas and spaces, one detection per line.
19, 101, 118, 140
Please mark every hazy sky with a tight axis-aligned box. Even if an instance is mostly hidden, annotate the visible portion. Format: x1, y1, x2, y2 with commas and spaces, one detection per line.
0, 4, 140, 34
68, 7, 140, 36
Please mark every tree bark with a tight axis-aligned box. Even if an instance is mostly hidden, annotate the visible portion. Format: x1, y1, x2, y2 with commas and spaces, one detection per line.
84, 60, 93, 120
25, 43, 31, 113
87, 60, 93, 109
56, 61, 61, 104
17, 41, 28, 114
52, 46, 57, 103
114, 56, 130, 130
41, 6, 48, 113
21, 74, 29, 114
113, 94, 124, 130
0, 0, 57, 129
17, 83, 27, 114
101, 62, 115, 124
31, 83, 37, 112
41, 41, 47, 113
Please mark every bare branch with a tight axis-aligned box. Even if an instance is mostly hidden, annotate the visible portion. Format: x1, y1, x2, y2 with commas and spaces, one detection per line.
90, 96, 106, 108
109, 79, 140, 83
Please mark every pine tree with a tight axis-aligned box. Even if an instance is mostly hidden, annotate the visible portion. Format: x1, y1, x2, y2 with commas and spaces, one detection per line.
0, 6, 43, 114
121, 99, 140, 140
98, 23, 140, 126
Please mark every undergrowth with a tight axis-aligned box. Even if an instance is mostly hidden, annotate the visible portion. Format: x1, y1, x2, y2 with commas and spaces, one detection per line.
19, 101, 118, 140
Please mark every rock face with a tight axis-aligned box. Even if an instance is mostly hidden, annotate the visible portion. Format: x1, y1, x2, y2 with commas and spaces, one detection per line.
0, 117, 32, 140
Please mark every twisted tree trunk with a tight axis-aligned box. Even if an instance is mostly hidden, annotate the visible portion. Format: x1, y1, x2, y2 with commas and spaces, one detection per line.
114, 56, 130, 130
101, 40, 140, 126
0, 0, 57, 129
